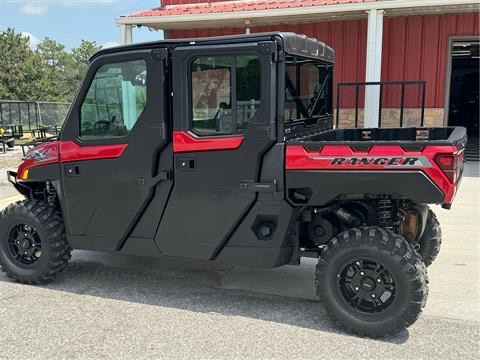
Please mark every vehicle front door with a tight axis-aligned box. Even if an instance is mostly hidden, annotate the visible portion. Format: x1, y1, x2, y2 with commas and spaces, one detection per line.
59, 49, 172, 251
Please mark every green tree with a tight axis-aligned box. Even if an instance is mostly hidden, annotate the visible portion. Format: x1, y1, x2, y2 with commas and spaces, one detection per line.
36, 37, 70, 101
71, 40, 99, 74
0, 28, 43, 100
67, 40, 100, 101
0, 29, 101, 103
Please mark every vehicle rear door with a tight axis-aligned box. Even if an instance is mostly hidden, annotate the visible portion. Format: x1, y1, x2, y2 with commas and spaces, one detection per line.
156, 42, 277, 260
59, 49, 172, 251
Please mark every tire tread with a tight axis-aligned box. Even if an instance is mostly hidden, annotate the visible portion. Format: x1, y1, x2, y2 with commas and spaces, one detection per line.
315, 226, 428, 338
0, 199, 71, 284
418, 209, 442, 267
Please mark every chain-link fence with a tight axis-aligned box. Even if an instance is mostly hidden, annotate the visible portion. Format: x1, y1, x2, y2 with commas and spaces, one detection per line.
0, 100, 70, 133
336, 81, 426, 129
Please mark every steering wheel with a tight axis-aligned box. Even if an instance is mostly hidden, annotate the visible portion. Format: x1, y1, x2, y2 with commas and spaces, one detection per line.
93, 116, 117, 132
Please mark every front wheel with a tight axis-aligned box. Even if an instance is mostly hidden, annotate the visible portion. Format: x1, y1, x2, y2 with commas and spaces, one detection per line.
316, 227, 428, 338
0, 200, 71, 284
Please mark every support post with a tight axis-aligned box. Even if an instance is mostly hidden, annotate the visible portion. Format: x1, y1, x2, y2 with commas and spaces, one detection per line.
378, 83, 384, 127
399, 83, 405, 127
355, 83, 359, 128
421, 82, 426, 127
336, 84, 341, 128
364, 9, 384, 128
120, 24, 133, 45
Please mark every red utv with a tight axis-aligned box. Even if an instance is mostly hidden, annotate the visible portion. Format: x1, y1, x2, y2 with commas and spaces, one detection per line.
0, 33, 466, 337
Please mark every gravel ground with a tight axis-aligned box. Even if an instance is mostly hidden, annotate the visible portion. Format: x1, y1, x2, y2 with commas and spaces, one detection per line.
0, 146, 23, 199
0, 162, 478, 360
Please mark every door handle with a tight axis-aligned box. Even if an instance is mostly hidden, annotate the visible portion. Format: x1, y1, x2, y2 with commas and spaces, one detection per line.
65, 165, 80, 177
177, 158, 196, 171
239, 180, 277, 192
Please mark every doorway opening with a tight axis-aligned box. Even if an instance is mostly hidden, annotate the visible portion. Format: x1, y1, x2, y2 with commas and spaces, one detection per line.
447, 38, 479, 161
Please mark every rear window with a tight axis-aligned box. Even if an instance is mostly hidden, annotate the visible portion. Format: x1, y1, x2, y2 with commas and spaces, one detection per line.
284, 56, 333, 126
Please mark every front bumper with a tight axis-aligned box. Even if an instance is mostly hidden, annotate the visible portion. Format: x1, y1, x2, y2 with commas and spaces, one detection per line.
7, 171, 30, 197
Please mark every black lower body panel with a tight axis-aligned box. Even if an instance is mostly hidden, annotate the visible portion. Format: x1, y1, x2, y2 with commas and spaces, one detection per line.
286, 170, 444, 206
214, 199, 298, 268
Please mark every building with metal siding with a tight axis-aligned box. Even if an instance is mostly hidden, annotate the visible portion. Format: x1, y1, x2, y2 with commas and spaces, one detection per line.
118, 0, 479, 138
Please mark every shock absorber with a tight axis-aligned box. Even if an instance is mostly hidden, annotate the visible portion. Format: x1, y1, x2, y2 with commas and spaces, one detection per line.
377, 199, 394, 229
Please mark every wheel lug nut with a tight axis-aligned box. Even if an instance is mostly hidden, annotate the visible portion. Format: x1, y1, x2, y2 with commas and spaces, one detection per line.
355, 287, 359, 291
377, 279, 381, 283
360, 272, 365, 276
372, 294, 376, 298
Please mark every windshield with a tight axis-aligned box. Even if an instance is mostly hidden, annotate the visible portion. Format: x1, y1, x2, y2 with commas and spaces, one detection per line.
284, 55, 333, 125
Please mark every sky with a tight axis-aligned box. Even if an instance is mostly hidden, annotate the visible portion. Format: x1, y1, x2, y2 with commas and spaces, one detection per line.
0, 0, 164, 50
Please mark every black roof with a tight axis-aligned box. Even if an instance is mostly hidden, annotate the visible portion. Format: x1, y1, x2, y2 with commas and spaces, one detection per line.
92, 32, 335, 63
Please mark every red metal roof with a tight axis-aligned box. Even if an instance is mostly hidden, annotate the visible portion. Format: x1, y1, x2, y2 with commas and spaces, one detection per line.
127, 0, 377, 18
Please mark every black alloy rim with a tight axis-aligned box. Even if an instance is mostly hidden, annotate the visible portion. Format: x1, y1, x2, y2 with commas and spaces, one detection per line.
7, 224, 42, 266
339, 259, 396, 313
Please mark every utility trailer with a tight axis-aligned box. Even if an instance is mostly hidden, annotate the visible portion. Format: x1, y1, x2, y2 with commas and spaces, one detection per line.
0, 125, 23, 151
0, 33, 466, 338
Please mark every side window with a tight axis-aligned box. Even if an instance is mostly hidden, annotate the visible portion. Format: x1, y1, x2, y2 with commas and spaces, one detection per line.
80, 59, 147, 139
191, 55, 261, 136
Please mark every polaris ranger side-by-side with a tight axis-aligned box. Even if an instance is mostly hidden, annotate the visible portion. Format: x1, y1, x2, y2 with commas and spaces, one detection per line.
0, 33, 466, 337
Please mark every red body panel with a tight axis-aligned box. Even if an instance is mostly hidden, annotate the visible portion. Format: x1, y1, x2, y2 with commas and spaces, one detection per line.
173, 131, 244, 152
59, 141, 127, 162
17, 141, 128, 179
286, 144, 463, 204
20, 132, 245, 178
17, 142, 60, 180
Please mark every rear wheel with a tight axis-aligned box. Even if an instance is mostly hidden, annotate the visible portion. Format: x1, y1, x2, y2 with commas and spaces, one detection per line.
417, 209, 442, 267
0, 200, 71, 284
316, 227, 428, 338
6, 140, 15, 148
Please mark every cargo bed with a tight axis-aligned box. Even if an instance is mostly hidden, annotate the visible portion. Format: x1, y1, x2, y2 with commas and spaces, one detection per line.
289, 126, 467, 149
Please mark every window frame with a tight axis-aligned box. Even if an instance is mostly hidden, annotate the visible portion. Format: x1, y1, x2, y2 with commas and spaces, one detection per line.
78, 58, 148, 141
60, 50, 153, 147
284, 55, 334, 127
188, 52, 262, 137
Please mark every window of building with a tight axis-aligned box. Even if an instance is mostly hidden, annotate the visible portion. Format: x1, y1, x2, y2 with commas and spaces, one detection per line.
191, 55, 261, 135
80, 59, 147, 139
